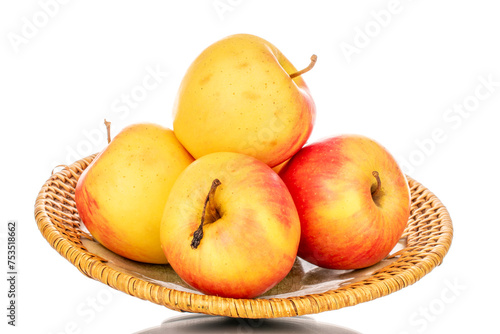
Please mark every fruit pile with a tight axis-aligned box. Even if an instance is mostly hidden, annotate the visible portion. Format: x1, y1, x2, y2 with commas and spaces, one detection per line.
75, 34, 410, 299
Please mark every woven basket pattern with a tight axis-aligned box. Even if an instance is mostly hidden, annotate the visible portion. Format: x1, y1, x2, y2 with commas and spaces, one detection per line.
34, 154, 453, 318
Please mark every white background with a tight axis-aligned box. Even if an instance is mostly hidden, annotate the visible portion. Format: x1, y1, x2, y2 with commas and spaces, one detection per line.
1, 0, 499, 333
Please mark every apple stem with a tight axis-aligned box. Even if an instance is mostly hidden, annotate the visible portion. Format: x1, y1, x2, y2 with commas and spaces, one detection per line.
371, 171, 381, 197
104, 119, 111, 144
289, 54, 318, 79
191, 179, 222, 249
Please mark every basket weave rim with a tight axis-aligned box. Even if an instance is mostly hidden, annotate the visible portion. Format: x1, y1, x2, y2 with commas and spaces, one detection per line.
34, 154, 453, 318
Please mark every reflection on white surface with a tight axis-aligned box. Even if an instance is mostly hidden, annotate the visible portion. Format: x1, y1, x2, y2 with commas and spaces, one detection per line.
134, 314, 362, 334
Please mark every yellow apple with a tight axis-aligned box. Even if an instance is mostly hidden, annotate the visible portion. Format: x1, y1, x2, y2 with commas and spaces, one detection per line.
160, 152, 301, 298
272, 158, 290, 174
75, 123, 194, 264
172, 33, 316, 167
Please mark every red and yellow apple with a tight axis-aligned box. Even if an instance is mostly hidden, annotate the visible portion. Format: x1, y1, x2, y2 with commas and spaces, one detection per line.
75, 123, 194, 264
172, 33, 316, 167
279, 134, 410, 270
160, 152, 301, 298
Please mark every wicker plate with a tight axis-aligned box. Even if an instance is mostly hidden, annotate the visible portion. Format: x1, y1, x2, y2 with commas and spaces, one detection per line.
34, 154, 453, 318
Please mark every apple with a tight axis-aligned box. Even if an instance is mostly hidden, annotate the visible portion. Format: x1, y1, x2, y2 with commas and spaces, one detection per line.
279, 134, 410, 270
172, 33, 316, 167
160, 152, 301, 298
272, 158, 290, 174
75, 123, 194, 264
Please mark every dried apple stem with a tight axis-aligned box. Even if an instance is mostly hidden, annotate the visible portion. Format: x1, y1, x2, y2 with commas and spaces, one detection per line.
289, 54, 318, 79
104, 119, 111, 144
371, 171, 381, 197
191, 179, 222, 249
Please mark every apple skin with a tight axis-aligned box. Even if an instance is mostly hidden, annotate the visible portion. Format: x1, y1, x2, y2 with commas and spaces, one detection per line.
279, 134, 410, 270
75, 123, 194, 264
160, 152, 301, 298
172, 33, 315, 167
272, 158, 290, 174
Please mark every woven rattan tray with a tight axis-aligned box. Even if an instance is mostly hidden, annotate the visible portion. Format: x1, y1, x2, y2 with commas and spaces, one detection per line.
35, 154, 453, 318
